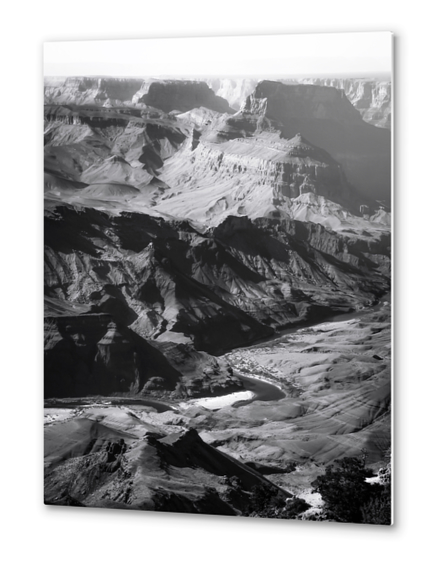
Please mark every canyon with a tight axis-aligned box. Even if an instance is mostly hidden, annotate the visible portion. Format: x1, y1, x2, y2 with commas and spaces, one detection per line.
44, 76, 391, 521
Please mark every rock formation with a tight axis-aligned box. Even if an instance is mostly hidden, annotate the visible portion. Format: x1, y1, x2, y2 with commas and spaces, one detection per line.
205, 76, 391, 129
154, 130, 365, 225
44, 418, 290, 515
214, 81, 391, 204
299, 77, 391, 129
133, 80, 234, 114
44, 77, 235, 114
45, 76, 391, 129
44, 76, 144, 106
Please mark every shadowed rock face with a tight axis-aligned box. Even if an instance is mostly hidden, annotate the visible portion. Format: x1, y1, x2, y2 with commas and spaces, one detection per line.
44, 77, 235, 114
207, 81, 391, 205
206, 77, 391, 128
45, 205, 389, 359
45, 76, 391, 128
149, 82, 391, 225
44, 314, 181, 398
134, 80, 235, 114
44, 313, 243, 400
298, 77, 391, 128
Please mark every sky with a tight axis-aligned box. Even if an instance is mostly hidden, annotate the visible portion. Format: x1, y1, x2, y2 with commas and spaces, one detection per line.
44, 32, 392, 78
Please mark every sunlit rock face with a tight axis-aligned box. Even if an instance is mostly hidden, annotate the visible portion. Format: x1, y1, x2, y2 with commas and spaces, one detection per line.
154, 131, 360, 226
205, 78, 260, 110
153, 81, 391, 225
44, 77, 145, 106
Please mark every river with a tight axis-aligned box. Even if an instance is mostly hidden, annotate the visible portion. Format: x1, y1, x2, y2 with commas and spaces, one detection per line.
239, 292, 391, 351
44, 294, 389, 413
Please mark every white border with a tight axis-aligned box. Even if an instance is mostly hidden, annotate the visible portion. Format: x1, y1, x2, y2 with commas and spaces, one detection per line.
44, 32, 392, 77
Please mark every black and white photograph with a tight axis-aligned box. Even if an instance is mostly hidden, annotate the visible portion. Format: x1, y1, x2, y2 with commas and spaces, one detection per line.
43, 32, 392, 525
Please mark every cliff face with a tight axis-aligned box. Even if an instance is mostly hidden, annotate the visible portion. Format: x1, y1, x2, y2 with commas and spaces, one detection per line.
205, 77, 391, 128
152, 82, 391, 223
44, 77, 234, 114
44, 310, 241, 400
134, 80, 234, 114
246, 81, 363, 124
45, 75, 391, 128
44, 418, 288, 514
206, 78, 260, 110
44, 314, 181, 397
299, 77, 391, 128
44, 77, 144, 106
210, 81, 391, 204
155, 131, 361, 225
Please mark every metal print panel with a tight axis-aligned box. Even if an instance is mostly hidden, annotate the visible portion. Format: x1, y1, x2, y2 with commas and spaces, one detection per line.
44, 32, 392, 524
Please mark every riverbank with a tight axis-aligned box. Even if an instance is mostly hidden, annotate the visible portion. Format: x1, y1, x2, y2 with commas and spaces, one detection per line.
178, 390, 255, 411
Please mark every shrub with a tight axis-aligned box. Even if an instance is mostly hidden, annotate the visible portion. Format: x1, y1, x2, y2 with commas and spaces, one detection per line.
312, 457, 391, 525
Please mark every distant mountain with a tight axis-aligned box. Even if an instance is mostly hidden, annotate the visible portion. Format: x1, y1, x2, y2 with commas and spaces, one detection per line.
228, 81, 391, 204
206, 77, 391, 129
45, 77, 234, 113
298, 77, 391, 129
44, 76, 144, 106
44, 75, 392, 129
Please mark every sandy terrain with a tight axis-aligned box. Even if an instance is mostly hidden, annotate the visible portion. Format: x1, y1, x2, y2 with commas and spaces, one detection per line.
179, 391, 255, 411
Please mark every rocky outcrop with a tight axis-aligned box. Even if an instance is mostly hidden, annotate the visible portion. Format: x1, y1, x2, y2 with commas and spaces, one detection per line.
44, 416, 289, 514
